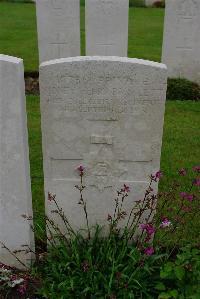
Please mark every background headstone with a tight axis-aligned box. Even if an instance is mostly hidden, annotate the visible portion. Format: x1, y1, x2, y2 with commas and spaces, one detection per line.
36, 0, 80, 63
85, 0, 129, 56
40, 56, 167, 234
0, 55, 34, 268
162, 0, 200, 83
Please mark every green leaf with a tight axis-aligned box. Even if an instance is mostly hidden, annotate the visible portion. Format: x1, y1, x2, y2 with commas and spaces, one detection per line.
158, 292, 172, 299
155, 282, 166, 291
160, 262, 174, 279
160, 270, 170, 279
174, 266, 185, 280
169, 289, 178, 298
165, 262, 174, 272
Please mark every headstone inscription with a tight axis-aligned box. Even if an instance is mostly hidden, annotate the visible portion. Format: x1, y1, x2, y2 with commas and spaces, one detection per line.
162, 0, 200, 83
0, 55, 34, 268
85, 0, 129, 56
36, 0, 80, 63
39, 56, 167, 234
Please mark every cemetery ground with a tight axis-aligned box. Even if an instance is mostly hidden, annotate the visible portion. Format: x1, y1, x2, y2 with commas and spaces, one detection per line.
1, 2, 200, 298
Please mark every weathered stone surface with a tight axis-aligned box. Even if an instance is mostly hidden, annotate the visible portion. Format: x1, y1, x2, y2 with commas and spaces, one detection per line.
36, 0, 80, 63
85, 0, 129, 56
0, 55, 34, 268
162, 0, 200, 83
40, 56, 167, 233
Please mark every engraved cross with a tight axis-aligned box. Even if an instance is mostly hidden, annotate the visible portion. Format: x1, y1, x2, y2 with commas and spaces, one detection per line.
50, 33, 69, 58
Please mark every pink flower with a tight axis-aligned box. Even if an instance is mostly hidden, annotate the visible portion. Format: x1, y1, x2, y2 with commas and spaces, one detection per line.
144, 247, 154, 256
193, 178, 200, 186
155, 171, 163, 179
122, 184, 130, 193
140, 223, 147, 229
193, 166, 200, 173
180, 192, 194, 202
152, 171, 163, 182
140, 224, 156, 236
17, 283, 27, 295
77, 165, 85, 176
48, 192, 56, 202
160, 218, 172, 228
180, 192, 187, 199
187, 194, 194, 202
179, 168, 187, 176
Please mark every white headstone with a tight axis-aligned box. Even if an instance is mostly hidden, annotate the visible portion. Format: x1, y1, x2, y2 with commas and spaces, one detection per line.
0, 55, 34, 268
85, 0, 129, 56
162, 0, 200, 83
36, 0, 80, 63
40, 56, 167, 234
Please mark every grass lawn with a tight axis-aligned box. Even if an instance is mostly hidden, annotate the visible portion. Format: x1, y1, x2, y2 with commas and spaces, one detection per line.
26, 96, 200, 243
0, 2, 164, 72
0, 2, 38, 72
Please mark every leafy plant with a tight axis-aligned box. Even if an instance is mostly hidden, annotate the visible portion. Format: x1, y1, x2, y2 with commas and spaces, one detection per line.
36, 230, 166, 298
167, 78, 200, 101
1, 165, 200, 298
33, 165, 200, 298
158, 246, 200, 298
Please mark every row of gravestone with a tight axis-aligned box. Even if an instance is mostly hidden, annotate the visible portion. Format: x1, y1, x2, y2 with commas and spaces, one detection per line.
36, 0, 200, 84
0, 0, 198, 269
